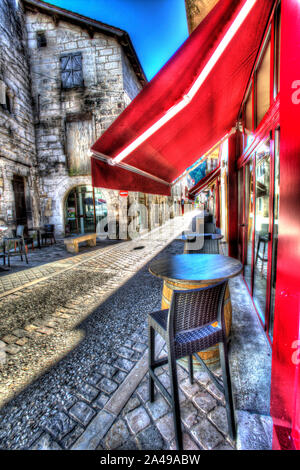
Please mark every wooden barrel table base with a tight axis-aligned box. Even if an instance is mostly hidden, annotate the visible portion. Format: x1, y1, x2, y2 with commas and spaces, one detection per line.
161, 279, 232, 369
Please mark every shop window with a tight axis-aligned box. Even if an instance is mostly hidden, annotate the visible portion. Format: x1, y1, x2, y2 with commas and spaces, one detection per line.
245, 87, 253, 131
61, 53, 83, 89
244, 158, 254, 291
37, 31, 47, 48
256, 39, 271, 126
269, 130, 280, 339
253, 140, 271, 320
65, 186, 107, 235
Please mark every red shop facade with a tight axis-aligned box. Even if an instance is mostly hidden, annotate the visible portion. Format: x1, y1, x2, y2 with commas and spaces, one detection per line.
91, 0, 300, 450
229, 1, 300, 450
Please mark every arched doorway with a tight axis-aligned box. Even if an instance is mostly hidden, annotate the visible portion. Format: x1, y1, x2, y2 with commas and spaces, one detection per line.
65, 185, 107, 235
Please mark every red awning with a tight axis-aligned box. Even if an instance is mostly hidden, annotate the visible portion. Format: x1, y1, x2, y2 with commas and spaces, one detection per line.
188, 166, 221, 200
91, 0, 274, 195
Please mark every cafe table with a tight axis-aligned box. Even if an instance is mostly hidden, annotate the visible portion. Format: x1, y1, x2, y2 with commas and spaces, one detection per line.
179, 233, 224, 240
178, 233, 224, 254
149, 254, 242, 368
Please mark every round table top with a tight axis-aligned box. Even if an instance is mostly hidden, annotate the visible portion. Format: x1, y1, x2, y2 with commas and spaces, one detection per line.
179, 233, 223, 241
149, 254, 243, 284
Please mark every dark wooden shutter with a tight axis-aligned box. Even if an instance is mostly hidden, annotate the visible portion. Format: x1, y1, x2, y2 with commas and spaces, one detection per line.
61, 53, 83, 89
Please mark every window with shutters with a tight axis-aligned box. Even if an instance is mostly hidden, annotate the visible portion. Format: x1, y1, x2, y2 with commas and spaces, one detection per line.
60, 53, 84, 89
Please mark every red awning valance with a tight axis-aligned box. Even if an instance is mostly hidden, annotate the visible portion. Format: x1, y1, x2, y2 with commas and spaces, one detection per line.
91, 0, 274, 195
91, 157, 171, 196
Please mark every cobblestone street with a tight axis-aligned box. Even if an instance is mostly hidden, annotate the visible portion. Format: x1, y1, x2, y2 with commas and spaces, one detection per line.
0, 213, 272, 450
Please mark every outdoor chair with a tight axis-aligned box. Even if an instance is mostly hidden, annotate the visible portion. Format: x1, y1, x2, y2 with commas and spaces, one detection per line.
204, 222, 216, 234
204, 214, 213, 224
3, 225, 28, 267
184, 236, 220, 255
0, 242, 6, 266
41, 224, 56, 246
23, 232, 35, 253
148, 281, 236, 450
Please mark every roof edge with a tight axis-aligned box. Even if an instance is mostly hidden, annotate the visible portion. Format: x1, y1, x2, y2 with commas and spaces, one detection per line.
23, 0, 147, 85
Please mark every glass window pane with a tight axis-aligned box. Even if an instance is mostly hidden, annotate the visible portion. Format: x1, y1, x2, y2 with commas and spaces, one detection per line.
269, 131, 280, 339
257, 39, 271, 126
253, 140, 271, 320
245, 87, 253, 131
65, 185, 107, 235
238, 169, 244, 262
244, 158, 254, 290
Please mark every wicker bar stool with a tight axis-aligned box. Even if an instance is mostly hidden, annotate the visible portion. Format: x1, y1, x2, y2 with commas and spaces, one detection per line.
184, 237, 220, 255
204, 221, 216, 234
148, 281, 236, 450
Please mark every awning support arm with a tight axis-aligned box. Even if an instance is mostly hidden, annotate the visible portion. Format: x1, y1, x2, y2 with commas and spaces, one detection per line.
91, 151, 171, 187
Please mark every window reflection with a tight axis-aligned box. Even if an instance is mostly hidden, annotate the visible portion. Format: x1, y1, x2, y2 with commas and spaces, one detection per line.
253, 141, 271, 320
269, 131, 280, 339
244, 158, 254, 290
65, 185, 107, 235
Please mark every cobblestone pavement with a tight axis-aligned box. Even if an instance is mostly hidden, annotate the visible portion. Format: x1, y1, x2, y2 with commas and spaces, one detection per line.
0, 239, 122, 295
0, 212, 272, 450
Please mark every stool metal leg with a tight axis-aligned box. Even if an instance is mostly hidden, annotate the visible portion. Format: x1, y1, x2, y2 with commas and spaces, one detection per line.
255, 239, 260, 265
23, 240, 28, 264
18, 241, 23, 261
148, 325, 155, 403
168, 348, 183, 450
219, 340, 236, 441
261, 241, 266, 275
7, 242, 10, 267
188, 355, 194, 385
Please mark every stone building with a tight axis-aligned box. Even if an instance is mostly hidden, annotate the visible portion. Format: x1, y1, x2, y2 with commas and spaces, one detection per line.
0, 0, 40, 230
0, 0, 190, 240
185, 0, 219, 33
24, 0, 147, 237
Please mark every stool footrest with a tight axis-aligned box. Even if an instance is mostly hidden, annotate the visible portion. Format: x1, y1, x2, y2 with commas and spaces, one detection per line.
149, 367, 172, 406
194, 352, 224, 394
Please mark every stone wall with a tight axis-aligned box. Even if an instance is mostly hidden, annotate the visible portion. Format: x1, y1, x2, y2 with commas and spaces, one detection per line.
0, 2, 192, 240
0, 0, 40, 230
121, 51, 142, 102
25, 9, 143, 235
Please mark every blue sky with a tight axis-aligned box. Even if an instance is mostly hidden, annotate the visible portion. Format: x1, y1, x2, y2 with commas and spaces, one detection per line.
47, 0, 189, 80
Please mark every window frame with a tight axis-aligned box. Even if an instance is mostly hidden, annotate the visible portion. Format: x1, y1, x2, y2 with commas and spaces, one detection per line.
241, 1, 281, 134
60, 52, 84, 90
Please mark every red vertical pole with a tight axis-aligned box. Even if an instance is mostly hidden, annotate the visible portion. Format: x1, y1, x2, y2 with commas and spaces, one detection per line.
215, 177, 220, 229
271, 0, 300, 450
227, 132, 239, 259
